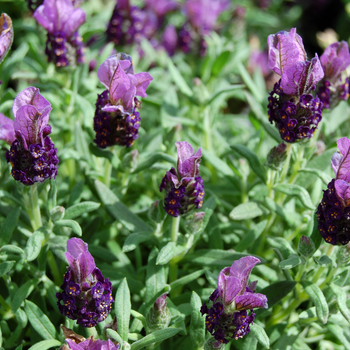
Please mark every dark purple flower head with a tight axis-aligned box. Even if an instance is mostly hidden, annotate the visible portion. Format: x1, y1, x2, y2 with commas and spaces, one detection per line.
33, 0, 86, 67
65, 338, 119, 350
93, 54, 152, 149
160, 141, 204, 217
56, 238, 114, 327
0, 13, 13, 64
184, 0, 229, 34
0, 113, 15, 145
5, 87, 59, 185
201, 256, 267, 344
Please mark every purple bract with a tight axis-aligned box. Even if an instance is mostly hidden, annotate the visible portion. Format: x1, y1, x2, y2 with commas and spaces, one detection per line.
201, 256, 267, 343
56, 238, 114, 327
0, 13, 13, 64
317, 137, 350, 245
5, 87, 59, 185
160, 141, 204, 217
0, 113, 15, 145
33, 0, 86, 67
65, 338, 119, 350
94, 53, 152, 148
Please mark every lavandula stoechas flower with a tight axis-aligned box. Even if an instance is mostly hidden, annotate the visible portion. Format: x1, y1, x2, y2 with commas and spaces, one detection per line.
5, 87, 59, 185
200, 257, 268, 347
0, 13, 13, 64
317, 41, 350, 109
267, 28, 324, 143
0, 113, 15, 145
56, 238, 114, 327
160, 141, 204, 217
94, 53, 153, 148
146, 293, 171, 332
317, 137, 350, 245
33, 0, 86, 67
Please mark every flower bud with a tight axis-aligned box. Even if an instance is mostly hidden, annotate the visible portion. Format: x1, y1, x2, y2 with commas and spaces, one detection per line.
204, 338, 224, 350
266, 143, 287, 171
50, 206, 65, 222
297, 235, 316, 259
146, 294, 171, 333
185, 211, 205, 234
336, 244, 350, 266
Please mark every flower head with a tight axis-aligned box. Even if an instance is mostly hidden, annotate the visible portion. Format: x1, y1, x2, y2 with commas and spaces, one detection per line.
33, 0, 86, 67
0, 113, 15, 145
145, 0, 177, 17
5, 87, 58, 185
201, 256, 267, 344
56, 238, 114, 327
160, 141, 204, 217
64, 337, 119, 350
317, 137, 350, 245
0, 13, 13, 65
317, 41, 350, 109
146, 293, 171, 332
94, 53, 152, 148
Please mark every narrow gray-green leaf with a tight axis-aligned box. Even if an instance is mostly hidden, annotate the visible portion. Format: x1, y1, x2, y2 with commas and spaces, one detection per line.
12, 280, 38, 313
238, 62, 263, 103
301, 281, 328, 324
235, 220, 267, 252
273, 184, 315, 210
251, 323, 270, 349
54, 219, 82, 236
0, 245, 25, 256
190, 291, 205, 349
167, 59, 193, 97
64, 201, 100, 220
0, 261, 15, 277
156, 242, 176, 265
230, 201, 268, 220
202, 149, 235, 177
0, 207, 20, 245
106, 329, 124, 345
115, 278, 131, 341
130, 328, 181, 350
279, 254, 302, 270
231, 144, 267, 183
298, 168, 332, 185
25, 229, 46, 262
133, 153, 176, 174
122, 232, 157, 253
24, 300, 57, 339
27, 340, 61, 350
170, 270, 205, 291
47, 180, 57, 212
331, 283, 350, 323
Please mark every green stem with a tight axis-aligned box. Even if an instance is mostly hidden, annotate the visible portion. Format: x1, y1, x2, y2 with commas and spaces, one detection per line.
170, 216, 180, 294
171, 216, 180, 243
104, 158, 112, 188
203, 107, 213, 153
279, 143, 292, 183
312, 245, 335, 284
86, 326, 98, 339
29, 184, 42, 231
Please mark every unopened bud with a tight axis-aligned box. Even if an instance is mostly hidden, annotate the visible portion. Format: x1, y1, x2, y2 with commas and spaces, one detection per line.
186, 212, 205, 234
266, 143, 287, 171
297, 235, 316, 259
119, 149, 139, 172
204, 338, 224, 350
146, 294, 170, 333
50, 206, 65, 222
336, 244, 350, 266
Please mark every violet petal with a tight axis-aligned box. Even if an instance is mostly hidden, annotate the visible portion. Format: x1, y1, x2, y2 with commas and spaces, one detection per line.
334, 137, 350, 183
0, 13, 13, 64
218, 267, 241, 304
0, 113, 14, 144
175, 141, 202, 178
335, 179, 350, 206
235, 292, 268, 310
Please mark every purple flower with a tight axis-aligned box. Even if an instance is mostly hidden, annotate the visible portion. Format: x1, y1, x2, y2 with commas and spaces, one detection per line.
160, 141, 204, 217
93, 53, 152, 148
56, 238, 114, 327
162, 25, 178, 56
0, 113, 15, 145
317, 41, 350, 109
5, 87, 58, 185
33, 0, 86, 67
317, 137, 350, 245
145, 0, 177, 17
201, 257, 267, 344
65, 338, 119, 350
0, 13, 13, 64
267, 28, 324, 143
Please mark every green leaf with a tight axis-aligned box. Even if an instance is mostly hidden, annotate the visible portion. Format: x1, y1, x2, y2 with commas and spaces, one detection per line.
279, 254, 302, 270
156, 242, 176, 265
298, 168, 332, 185
251, 323, 270, 349
238, 62, 263, 103
170, 270, 205, 291
115, 278, 131, 342
167, 59, 193, 97
0, 207, 20, 245
299, 307, 317, 321
230, 201, 268, 220
310, 213, 322, 251
235, 220, 267, 252
330, 283, 350, 323
75, 121, 92, 164
133, 153, 176, 174
130, 328, 181, 350
0, 261, 15, 277
190, 291, 205, 349
12, 280, 38, 313
89, 143, 120, 168
130, 310, 147, 327
231, 144, 267, 183
0, 245, 25, 256
273, 184, 315, 210
328, 324, 350, 348
47, 180, 57, 212
25, 228, 46, 262
95, 180, 153, 232
54, 219, 82, 236
122, 232, 158, 253
271, 326, 298, 350
106, 329, 124, 345
211, 51, 230, 76
301, 281, 329, 324
242, 333, 258, 349
201, 149, 235, 177
24, 300, 57, 339
64, 201, 101, 220
264, 197, 293, 225
206, 85, 244, 105
27, 340, 61, 350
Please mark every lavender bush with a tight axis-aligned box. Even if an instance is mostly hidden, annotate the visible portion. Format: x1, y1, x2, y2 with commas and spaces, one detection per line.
1, 0, 350, 349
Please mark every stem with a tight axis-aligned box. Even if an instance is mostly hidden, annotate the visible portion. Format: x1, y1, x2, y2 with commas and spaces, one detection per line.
203, 107, 213, 153
171, 216, 180, 243
104, 158, 112, 188
86, 326, 98, 339
279, 143, 292, 183
169, 216, 181, 294
29, 184, 42, 231
312, 245, 335, 284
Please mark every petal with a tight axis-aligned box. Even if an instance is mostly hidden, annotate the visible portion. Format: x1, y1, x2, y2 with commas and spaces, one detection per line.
0, 113, 14, 144
65, 339, 85, 350
13, 87, 51, 116
129, 72, 153, 98
335, 137, 350, 182
267, 28, 306, 76
13, 105, 51, 145
121, 86, 137, 112
235, 292, 268, 310
335, 179, 350, 206
101, 103, 126, 114
281, 55, 324, 96
109, 64, 131, 104
0, 13, 13, 64
175, 141, 202, 178
97, 54, 133, 89
331, 151, 342, 177
218, 267, 241, 304
229, 256, 260, 295
61, 7, 86, 38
